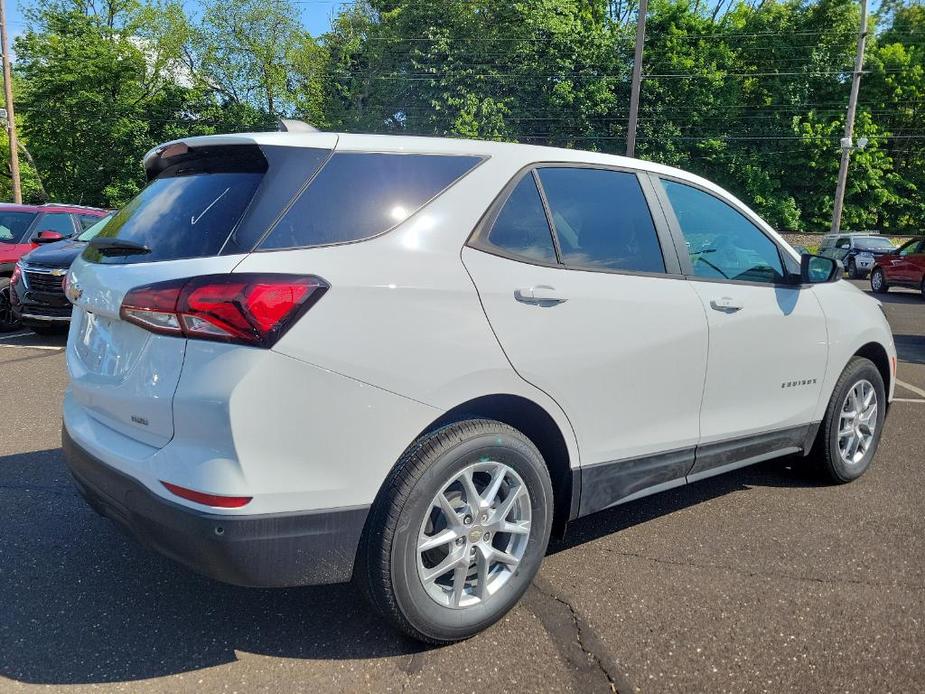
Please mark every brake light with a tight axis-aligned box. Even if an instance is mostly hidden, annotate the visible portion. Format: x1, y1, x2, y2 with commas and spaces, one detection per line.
161, 481, 252, 508
120, 274, 328, 347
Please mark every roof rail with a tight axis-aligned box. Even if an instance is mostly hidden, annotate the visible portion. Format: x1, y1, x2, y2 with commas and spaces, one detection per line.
278, 119, 320, 133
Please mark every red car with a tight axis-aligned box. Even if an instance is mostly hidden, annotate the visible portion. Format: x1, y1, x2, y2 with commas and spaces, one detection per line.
0, 203, 109, 331
870, 237, 925, 299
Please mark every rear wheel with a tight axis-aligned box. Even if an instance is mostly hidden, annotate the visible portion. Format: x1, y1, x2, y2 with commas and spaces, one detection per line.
812, 357, 885, 483
357, 419, 553, 644
0, 279, 21, 333
870, 267, 889, 294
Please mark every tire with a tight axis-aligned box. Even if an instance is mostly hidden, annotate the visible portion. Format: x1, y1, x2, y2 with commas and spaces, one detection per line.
847, 259, 860, 279
870, 267, 889, 294
356, 419, 554, 644
812, 357, 886, 483
920, 276, 924, 300
0, 278, 21, 333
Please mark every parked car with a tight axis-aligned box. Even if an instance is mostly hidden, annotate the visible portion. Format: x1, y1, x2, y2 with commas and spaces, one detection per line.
818, 232, 896, 279
870, 237, 925, 298
62, 133, 896, 645
0, 203, 109, 331
10, 213, 114, 334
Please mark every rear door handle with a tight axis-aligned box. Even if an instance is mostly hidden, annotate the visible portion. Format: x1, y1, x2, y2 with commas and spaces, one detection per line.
709, 297, 743, 312
514, 285, 567, 305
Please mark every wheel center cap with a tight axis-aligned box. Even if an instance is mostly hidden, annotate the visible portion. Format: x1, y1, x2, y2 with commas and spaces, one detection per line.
468, 528, 483, 543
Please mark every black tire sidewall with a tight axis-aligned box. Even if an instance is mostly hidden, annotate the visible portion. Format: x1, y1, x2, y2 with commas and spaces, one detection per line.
822, 359, 886, 482
0, 278, 21, 332
871, 268, 887, 294
390, 427, 553, 642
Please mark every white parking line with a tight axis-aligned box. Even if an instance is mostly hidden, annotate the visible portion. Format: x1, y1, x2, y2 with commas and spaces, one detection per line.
0, 331, 32, 341
0, 343, 64, 351
896, 378, 925, 399
893, 397, 925, 404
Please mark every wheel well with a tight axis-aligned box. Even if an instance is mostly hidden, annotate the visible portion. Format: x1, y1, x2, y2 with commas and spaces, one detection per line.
423, 394, 575, 536
854, 342, 891, 394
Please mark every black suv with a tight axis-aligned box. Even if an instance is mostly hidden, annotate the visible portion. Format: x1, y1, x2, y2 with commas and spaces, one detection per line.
10, 213, 113, 334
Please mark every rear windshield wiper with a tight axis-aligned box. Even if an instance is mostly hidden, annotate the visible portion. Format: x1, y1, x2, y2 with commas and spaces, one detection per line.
89, 238, 152, 256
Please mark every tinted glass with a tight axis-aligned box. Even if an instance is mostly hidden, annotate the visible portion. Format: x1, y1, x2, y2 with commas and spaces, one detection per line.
85, 173, 263, 264
78, 214, 105, 231
0, 211, 36, 243
662, 179, 785, 284
484, 175, 556, 263
537, 167, 664, 273
899, 240, 922, 256
260, 153, 482, 249
35, 213, 75, 237
76, 213, 114, 241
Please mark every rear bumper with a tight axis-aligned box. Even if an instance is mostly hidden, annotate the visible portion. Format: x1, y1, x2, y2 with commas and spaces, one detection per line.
62, 427, 369, 587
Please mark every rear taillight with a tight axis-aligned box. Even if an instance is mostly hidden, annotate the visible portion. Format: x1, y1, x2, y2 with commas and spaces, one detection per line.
161, 481, 252, 508
120, 274, 328, 348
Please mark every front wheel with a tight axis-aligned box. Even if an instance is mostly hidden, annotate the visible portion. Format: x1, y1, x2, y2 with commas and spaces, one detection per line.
812, 357, 886, 483
870, 268, 889, 294
0, 279, 21, 333
847, 258, 862, 279
356, 419, 553, 644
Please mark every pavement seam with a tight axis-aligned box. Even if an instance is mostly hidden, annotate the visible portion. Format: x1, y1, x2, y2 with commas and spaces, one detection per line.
603, 548, 925, 591
530, 576, 632, 693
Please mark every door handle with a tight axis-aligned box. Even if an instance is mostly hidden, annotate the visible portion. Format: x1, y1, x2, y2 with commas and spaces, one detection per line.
514, 285, 567, 305
709, 297, 743, 312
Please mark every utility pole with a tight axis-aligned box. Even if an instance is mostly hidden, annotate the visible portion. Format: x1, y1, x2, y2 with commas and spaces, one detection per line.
625, 0, 649, 158
830, 0, 869, 233
0, 0, 20, 203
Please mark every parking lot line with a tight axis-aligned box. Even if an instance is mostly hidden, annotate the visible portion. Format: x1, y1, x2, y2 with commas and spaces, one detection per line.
893, 397, 925, 404
0, 331, 32, 341
896, 378, 925, 399
0, 343, 64, 352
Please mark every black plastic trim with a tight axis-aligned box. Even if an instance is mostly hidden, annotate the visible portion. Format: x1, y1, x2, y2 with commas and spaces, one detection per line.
688, 423, 814, 478
62, 427, 369, 587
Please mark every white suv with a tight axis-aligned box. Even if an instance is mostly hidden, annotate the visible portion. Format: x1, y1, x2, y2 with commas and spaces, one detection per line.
62, 132, 895, 644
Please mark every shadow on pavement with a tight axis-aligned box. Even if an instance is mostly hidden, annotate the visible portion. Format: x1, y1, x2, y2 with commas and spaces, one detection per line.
1, 446, 822, 686
893, 334, 925, 365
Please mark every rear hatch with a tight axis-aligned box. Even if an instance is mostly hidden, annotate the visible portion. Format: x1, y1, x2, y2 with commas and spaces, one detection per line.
66, 136, 336, 448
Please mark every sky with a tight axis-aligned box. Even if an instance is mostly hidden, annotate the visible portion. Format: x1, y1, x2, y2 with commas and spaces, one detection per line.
5, 0, 346, 43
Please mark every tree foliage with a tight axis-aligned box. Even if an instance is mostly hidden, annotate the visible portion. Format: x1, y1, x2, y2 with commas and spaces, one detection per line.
6, 0, 924, 230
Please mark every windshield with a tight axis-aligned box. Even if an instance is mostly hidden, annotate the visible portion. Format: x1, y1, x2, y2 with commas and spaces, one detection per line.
0, 211, 37, 244
76, 213, 114, 241
855, 237, 895, 251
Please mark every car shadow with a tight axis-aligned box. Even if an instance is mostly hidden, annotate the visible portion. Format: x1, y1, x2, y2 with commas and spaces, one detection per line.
893, 334, 925, 365
0, 447, 821, 685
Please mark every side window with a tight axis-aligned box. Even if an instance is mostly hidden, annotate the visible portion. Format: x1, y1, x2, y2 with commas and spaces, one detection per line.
78, 214, 103, 231
899, 240, 921, 256
35, 213, 75, 237
661, 179, 785, 284
836, 237, 851, 250
536, 167, 665, 273
482, 174, 556, 263
261, 153, 483, 249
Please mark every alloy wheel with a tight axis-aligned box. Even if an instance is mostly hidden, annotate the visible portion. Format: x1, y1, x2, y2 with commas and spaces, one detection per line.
871, 270, 883, 291
416, 460, 531, 609
837, 379, 878, 465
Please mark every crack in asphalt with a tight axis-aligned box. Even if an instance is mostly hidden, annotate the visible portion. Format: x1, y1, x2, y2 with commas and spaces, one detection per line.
605, 548, 925, 591
527, 576, 632, 693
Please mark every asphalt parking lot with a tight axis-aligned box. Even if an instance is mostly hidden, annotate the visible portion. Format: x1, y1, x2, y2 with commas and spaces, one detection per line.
1, 280, 922, 693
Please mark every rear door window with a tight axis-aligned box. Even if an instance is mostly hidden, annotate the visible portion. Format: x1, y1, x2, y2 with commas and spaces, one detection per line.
259, 152, 483, 250
0, 212, 37, 243
480, 174, 557, 263
536, 167, 665, 273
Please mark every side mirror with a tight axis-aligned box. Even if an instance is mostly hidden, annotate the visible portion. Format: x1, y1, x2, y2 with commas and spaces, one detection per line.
31, 230, 66, 245
801, 254, 840, 284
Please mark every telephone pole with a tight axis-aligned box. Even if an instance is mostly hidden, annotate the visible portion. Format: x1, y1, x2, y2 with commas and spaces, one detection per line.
0, 0, 20, 203
830, 0, 869, 234
625, 0, 649, 158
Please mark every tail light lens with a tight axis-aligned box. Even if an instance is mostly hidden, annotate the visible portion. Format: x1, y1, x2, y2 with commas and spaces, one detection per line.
120, 274, 328, 348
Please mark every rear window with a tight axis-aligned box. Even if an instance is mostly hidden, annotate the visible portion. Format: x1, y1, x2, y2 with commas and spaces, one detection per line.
0, 212, 37, 243
259, 152, 483, 250
84, 146, 267, 265
854, 237, 895, 251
